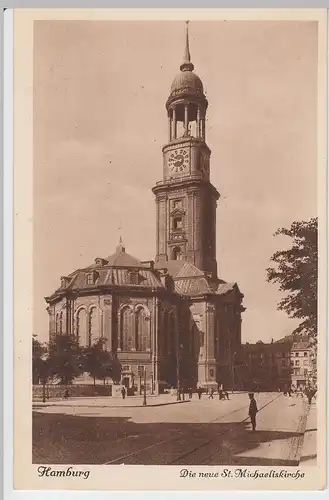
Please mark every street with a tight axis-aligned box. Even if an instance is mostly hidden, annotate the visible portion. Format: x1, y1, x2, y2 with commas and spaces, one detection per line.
33, 392, 315, 466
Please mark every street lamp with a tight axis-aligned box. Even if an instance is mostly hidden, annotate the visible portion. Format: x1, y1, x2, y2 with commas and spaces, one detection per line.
176, 343, 184, 402
151, 373, 154, 395
142, 368, 147, 406
40, 353, 49, 403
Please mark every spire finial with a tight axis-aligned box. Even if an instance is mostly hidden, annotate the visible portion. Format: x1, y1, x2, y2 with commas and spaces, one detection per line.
180, 20, 194, 72
116, 220, 125, 252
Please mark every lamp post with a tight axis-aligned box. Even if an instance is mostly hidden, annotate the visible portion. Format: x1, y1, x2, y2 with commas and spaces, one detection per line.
176, 343, 184, 402
231, 351, 236, 393
142, 368, 147, 406
40, 353, 49, 403
176, 340, 181, 402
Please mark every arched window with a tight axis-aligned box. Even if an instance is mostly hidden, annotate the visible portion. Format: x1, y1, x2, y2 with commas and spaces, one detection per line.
173, 216, 183, 230
76, 309, 87, 347
120, 307, 134, 351
88, 307, 99, 346
59, 312, 63, 334
172, 247, 183, 261
135, 307, 150, 352
55, 313, 59, 335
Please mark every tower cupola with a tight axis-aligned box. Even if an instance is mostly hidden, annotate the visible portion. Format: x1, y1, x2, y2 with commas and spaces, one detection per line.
166, 21, 208, 142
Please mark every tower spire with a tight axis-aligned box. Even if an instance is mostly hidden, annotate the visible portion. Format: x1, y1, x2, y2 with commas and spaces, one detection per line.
116, 219, 125, 252
180, 21, 194, 72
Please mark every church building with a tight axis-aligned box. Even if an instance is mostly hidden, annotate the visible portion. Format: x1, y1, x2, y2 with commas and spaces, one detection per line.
45, 23, 245, 393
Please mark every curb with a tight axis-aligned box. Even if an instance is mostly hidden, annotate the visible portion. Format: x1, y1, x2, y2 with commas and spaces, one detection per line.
33, 400, 191, 409
298, 402, 317, 465
288, 400, 310, 462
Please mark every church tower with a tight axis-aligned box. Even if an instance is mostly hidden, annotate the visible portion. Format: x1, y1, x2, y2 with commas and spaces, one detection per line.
153, 22, 220, 278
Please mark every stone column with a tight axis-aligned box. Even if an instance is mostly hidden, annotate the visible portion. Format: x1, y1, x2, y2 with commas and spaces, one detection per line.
203, 303, 217, 388
152, 297, 160, 394
168, 113, 172, 141
172, 106, 177, 139
100, 309, 104, 338
46, 306, 55, 341
156, 193, 168, 264
202, 117, 206, 141
103, 298, 112, 350
184, 103, 189, 136
197, 104, 201, 139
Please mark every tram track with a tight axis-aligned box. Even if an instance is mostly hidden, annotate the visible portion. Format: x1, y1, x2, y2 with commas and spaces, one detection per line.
170, 393, 281, 465
103, 393, 281, 465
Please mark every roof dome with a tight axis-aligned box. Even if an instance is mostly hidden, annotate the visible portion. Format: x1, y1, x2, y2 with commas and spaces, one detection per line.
170, 70, 203, 96
168, 22, 205, 102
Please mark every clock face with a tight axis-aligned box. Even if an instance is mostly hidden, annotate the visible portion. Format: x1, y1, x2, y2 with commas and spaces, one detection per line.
168, 148, 189, 173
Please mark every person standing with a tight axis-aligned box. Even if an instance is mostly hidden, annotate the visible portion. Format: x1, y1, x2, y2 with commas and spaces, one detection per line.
248, 392, 258, 431
121, 386, 126, 400
197, 387, 202, 400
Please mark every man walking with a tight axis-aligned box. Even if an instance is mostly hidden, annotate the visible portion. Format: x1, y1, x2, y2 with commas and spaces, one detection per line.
121, 386, 126, 400
248, 392, 258, 431
208, 388, 214, 399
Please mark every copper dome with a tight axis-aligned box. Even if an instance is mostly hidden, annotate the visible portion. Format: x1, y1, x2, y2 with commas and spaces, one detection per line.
170, 70, 204, 97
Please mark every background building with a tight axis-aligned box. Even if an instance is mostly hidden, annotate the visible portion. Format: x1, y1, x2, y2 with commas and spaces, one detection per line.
240, 334, 313, 391
45, 24, 244, 393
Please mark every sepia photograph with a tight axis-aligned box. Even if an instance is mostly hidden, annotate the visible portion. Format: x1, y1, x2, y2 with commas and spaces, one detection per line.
12, 8, 327, 491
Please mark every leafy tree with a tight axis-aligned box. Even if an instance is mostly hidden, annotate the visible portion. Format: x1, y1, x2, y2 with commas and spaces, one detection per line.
82, 338, 122, 385
48, 333, 83, 385
266, 218, 317, 339
32, 335, 48, 384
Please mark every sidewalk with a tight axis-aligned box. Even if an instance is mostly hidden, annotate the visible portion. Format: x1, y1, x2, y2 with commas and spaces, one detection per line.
32, 391, 248, 409
299, 402, 317, 466
33, 393, 191, 409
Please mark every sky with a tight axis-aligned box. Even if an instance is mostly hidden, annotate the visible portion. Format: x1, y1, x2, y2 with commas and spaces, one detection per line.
33, 20, 318, 343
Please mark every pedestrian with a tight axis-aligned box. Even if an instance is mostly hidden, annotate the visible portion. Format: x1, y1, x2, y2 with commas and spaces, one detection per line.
121, 386, 126, 400
248, 392, 258, 431
306, 387, 316, 405
197, 387, 202, 400
188, 388, 193, 399
208, 388, 214, 399
63, 388, 69, 400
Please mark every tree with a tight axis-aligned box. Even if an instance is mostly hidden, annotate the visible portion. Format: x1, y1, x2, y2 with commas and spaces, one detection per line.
266, 218, 317, 339
48, 333, 83, 385
82, 338, 122, 385
32, 335, 48, 385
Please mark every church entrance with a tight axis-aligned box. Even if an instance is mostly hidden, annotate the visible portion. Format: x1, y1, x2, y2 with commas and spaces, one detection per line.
122, 377, 130, 388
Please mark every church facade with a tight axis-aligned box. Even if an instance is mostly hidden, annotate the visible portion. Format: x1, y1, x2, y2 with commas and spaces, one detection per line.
45, 25, 245, 393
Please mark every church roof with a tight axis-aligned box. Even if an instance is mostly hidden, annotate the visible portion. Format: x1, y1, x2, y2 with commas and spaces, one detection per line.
158, 259, 238, 297
46, 242, 164, 301
174, 277, 213, 296
217, 282, 236, 295
105, 242, 142, 267
64, 267, 163, 291
162, 260, 206, 279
